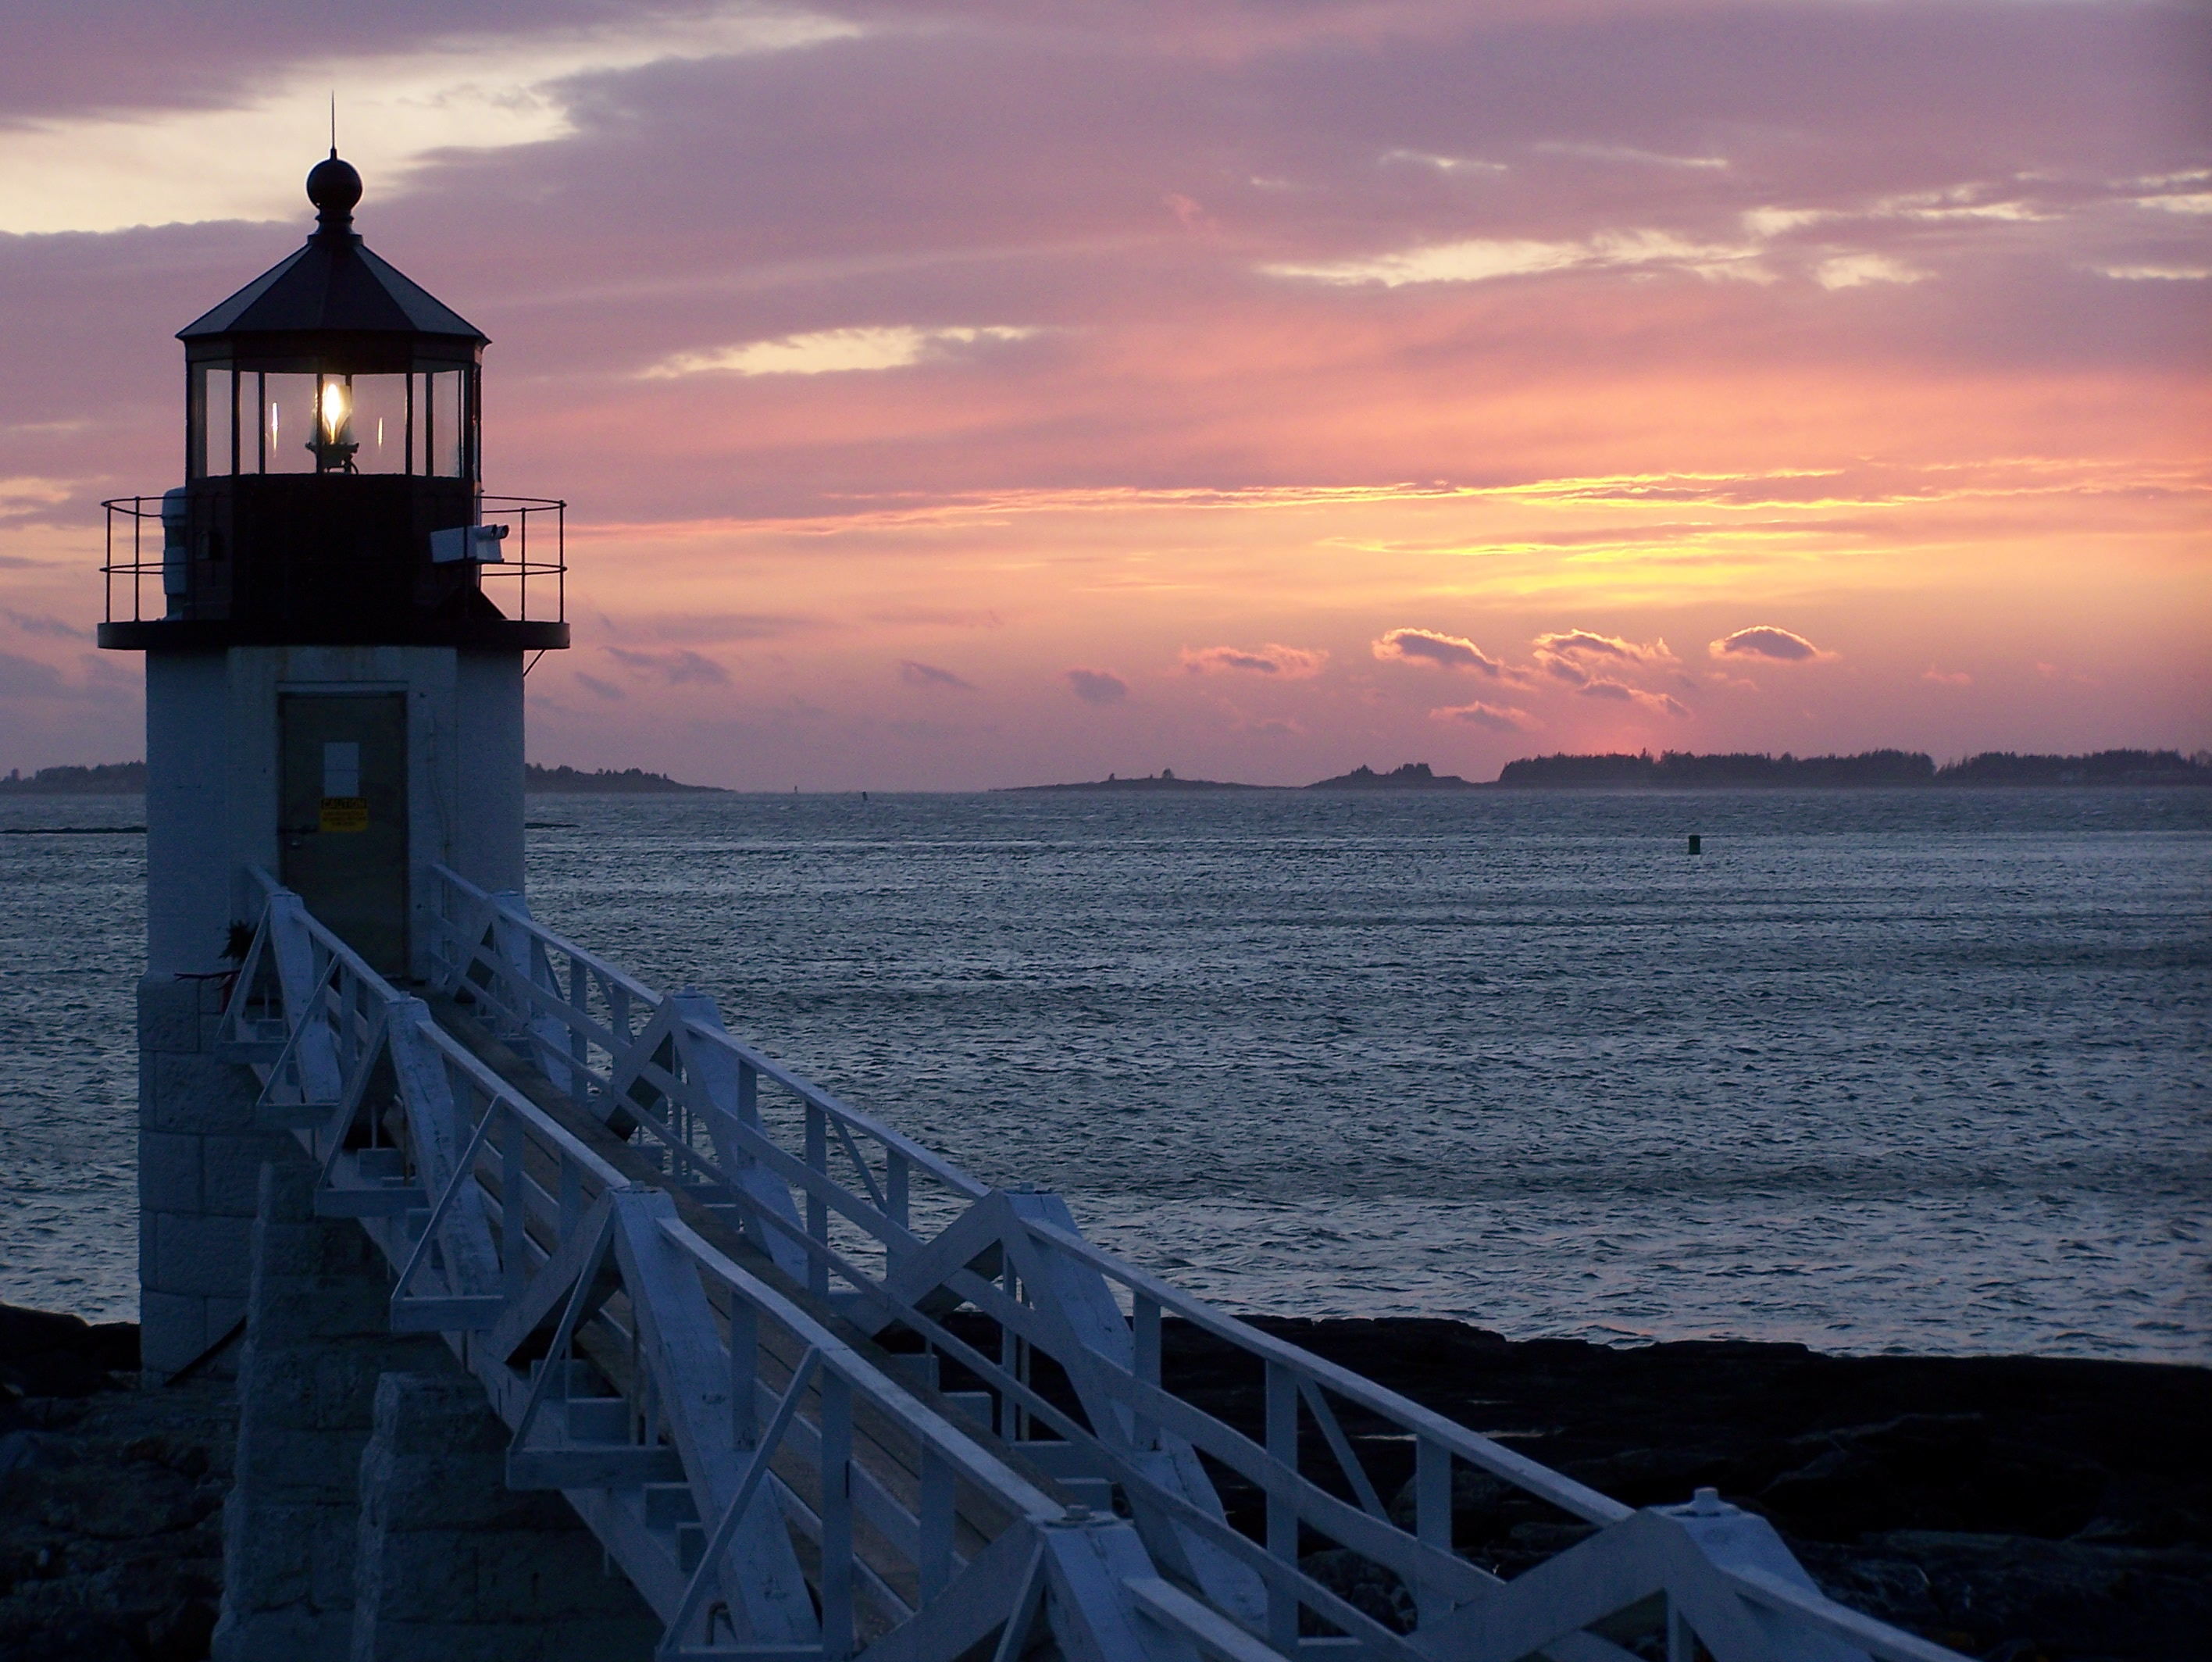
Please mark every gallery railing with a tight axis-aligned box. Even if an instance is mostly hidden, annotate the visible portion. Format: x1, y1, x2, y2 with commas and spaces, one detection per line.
101, 490, 565, 628
212, 862, 1967, 1662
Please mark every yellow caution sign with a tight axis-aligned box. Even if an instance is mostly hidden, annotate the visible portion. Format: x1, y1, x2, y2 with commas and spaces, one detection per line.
319, 796, 369, 833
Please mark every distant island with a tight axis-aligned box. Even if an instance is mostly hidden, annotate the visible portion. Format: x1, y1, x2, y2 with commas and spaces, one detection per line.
8, 751, 2203, 797
1497, 748, 2211, 789
1002, 768, 1265, 793
525, 764, 722, 794
1306, 762, 1479, 790
0, 761, 719, 795
1932, 749, 2211, 786
0, 762, 147, 794
1006, 750, 2210, 792
1005, 762, 1477, 792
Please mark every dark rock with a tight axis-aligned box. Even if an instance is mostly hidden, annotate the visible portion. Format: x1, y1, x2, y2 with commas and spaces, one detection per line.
0, 1435, 56, 1482
1507, 1520, 1601, 1553
0, 1611, 141, 1661
143, 1595, 218, 1662
1561, 1446, 1743, 1509
0, 1308, 92, 1366
1798, 1532, 2212, 1659
0, 1304, 138, 1401
0, 1374, 233, 1662
2070, 1503, 2210, 1550
0, 1350, 112, 1400
1757, 1413, 2110, 1543
1139, 1314, 2206, 1656
7, 1401, 84, 1432
120, 1436, 210, 1480
1386, 1465, 1515, 1539
1298, 1548, 1414, 1634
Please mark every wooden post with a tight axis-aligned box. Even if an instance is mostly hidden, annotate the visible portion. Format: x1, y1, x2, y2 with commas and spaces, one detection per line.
919, 1443, 954, 1602
1000, 1267, 1019, 1440
1265, 1361, 1298, 1650
558, 1154, 581, 1238
1415, 1436, 1450, 1628
1133, 1294, 1161, 1449
887, 1150, 910, 1232
820, 1368, 854, 1660
805, 1102, 829, 1299
728, 1299, 758, 1449
500, 1106, 525, 1297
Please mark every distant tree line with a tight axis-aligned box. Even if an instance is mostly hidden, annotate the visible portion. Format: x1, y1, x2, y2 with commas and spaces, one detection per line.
1495, 749, 2211, 788
524, 764, 720, 794
0, 761, 722, 794
0, 761, 147, 794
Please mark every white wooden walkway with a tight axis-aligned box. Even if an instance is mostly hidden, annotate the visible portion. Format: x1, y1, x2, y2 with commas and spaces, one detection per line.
215, 865, 1968, 1662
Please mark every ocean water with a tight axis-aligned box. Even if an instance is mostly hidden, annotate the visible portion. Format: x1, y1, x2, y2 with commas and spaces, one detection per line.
2, 788, 2206, 1359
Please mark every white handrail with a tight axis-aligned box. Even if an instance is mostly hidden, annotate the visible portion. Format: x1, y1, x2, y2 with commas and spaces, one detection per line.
427, 861, 989, 1200
1015, 1213, 1633, 1527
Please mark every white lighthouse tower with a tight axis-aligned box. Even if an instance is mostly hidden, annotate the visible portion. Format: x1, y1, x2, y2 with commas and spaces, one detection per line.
100, 152, 568, 1378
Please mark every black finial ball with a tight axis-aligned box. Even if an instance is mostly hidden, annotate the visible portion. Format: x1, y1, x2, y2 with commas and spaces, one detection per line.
306, 152, 362, 219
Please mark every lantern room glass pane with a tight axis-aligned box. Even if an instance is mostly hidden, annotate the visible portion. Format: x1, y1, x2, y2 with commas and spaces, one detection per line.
344, 376, 409, 474
427, 370, 464, 477
198, 367, 234, 476
262, 374, 318, 473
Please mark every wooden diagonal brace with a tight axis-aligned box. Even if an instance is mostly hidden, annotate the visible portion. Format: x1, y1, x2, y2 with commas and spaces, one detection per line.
614, 1191, 819, 1645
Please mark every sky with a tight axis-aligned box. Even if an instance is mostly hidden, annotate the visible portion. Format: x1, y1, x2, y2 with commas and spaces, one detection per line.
1, 0, 2206, 789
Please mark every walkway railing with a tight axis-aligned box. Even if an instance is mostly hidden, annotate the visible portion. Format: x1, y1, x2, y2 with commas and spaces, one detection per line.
213, 865, 1965, 1662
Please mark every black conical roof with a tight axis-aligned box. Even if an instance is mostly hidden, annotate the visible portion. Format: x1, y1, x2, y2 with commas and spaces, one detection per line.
179, 154, 486, 345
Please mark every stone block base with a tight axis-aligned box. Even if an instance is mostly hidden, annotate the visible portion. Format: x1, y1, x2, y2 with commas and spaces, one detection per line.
212, 1162, 450, 1661
352, 1373, 658, 1660
137, 972, 298, 1380
209, 1159, 662, 1660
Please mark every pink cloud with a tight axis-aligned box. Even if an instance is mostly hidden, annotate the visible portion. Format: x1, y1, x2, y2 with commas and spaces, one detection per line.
1578, 678, 1689, 716
872, 606, 1004, 629
900, 659, 976, 690
1065, 668, 1129, 704
1429, 701, 1536, 733
4, 609, 86, 640
1532, 628, 1672, 664
0, 651, 68, 697
1373, 628, 1504, 675
605, 646, 730, 687
1921, 667, 1972, 687
1164, 193, 1218, 234
1180, 643, 1327, 677
1532, 627, 1675, 687
1709, 626, 1835, 664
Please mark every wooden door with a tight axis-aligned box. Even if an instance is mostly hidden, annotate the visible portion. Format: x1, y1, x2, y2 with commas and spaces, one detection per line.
279, 692, 409, 975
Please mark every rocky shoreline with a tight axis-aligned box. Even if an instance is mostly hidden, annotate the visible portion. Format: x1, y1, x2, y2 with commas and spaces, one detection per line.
940, 1313, 2212, 1660
1165, 1318, 2212, 1660
0, 1307, 229, 1662
5, 1302, 2206, 1660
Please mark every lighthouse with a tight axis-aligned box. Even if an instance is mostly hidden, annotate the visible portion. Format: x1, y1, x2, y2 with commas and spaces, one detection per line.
100, 152, 567, 1377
